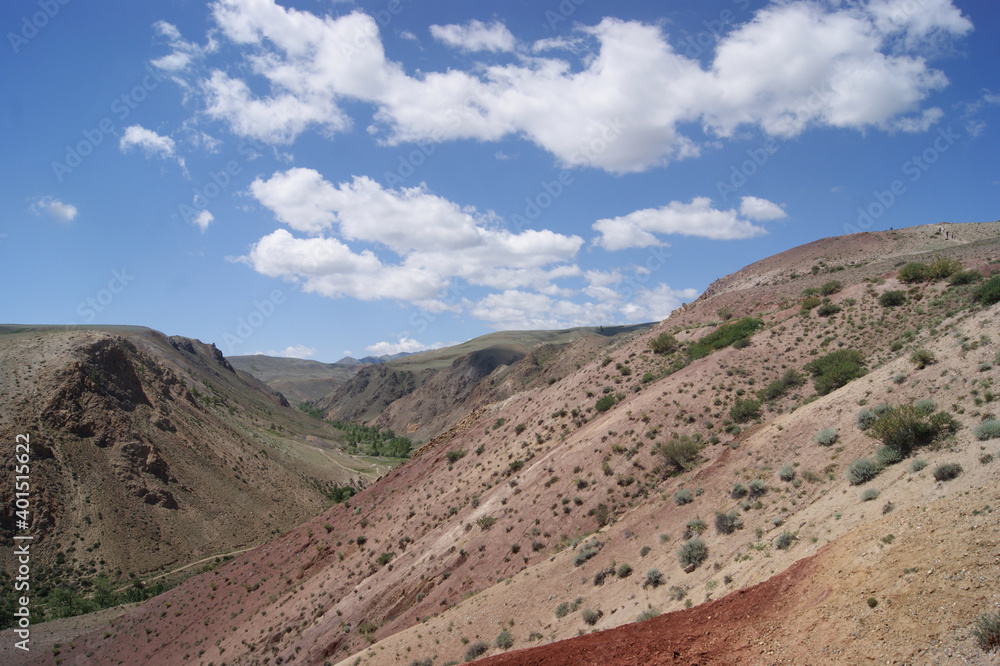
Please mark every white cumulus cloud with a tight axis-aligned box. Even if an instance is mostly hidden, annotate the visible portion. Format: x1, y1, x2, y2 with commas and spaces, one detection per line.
365, 338, 444, 356
120, 125, 176, 158
430, 20, 516, 53
28, 196, 78, 223
592, 196, 774, 251
261, 344, 317, 359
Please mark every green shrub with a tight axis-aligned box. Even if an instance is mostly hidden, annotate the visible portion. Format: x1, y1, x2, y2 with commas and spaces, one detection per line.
867, 404, 941, 457
446, 449, 467, 464
650, 332, 679, 355
927, 257, 962, 279
687, 317, 764, 360
573, 542, 601, 566
910, 459, 928, 472
816, 303, 841, 317
684, 518, 707, 538
971, 612, 1000, 653
847, 458, 883, 485
581, 608, 601, 626
555, 602, 570, 618
972, 275, 1000, 305
814, 427, 838, 446
617, 563, 633, 578
594, 395, 616, 413
774, 531, 795, 550
861, 488, 880, 502
778, 465, 795, 482
910, 348, 935, 369
898, 262, 928, 283
758, 368, 806, 401
974, 419, 1000, 441
856, 408, 877, 430
643, 568, 665, 589
804, 349, 866, 395
948, 269, 982, 286
658, 435, 703, 474
875, 446, 903, 466
820, 280, 843, 295
715, 510, 742, 535
495, 629, 514, 650
729, 398, 762, 423
731, 482, 748, 499
748, 479, 767, 497
914, 399, 936, 415
674, 488, 693, 505
800, 296, 822, 313
932, 463, 962, 481
879, 290, 907, 307
678, 539, 708, 569
464, 641, 489, 661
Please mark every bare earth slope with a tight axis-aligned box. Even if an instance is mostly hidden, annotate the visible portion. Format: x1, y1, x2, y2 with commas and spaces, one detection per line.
0, 327, 380, 592
10, 222, 1000, 666
228, 355, 364, 406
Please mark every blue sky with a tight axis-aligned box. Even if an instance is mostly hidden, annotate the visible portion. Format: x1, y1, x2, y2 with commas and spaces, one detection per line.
2, 0, 998, 362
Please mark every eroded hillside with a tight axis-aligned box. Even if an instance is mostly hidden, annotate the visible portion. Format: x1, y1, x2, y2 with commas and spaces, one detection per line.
11, 222, 1000, 666
0, 326, 384, 620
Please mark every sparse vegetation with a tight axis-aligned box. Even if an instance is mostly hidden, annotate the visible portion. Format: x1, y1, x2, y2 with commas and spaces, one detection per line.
658, 435, 703, 474
879, 290, 907, 307
649, 332, 679, 355
495, 629, 514, 650
715, 510, 742, 535
687, 317, 764, 360
972, 275, 1000, 305
674, 488, 693, 505
974, 419, 1000, 441
581, 608, 602, 626
730, 398, 762, 423
861, 488, 880, 502
775, 531, 795, 550
910, 348, 935, 369
643, 569, 665, 589
464, 640, 489, 661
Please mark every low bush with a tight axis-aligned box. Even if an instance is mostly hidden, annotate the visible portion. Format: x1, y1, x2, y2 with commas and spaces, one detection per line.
914, 398, 936, 415
748, 479, 767, 497
948, 269, 982, 286
875, 446, 904, 466
730, 398, 762, 423
927, 257, 962, 279
594, 395, 616, 413
678, 539, 708, 569
775, 531, 795, 550
867, 404, 942, 457
758, 368, 806, 401
814, 427, 838, 446
581, 609, 602, 626
910, 349, 936, 369
856, 408, 877, 430
658, 435, 703, 474
972, 275, 1000, 306
674, 488, 693, 505
495, 629, 514, 650
778, 464, 795, 482
637, 606, 661, 622
715, 510, 743, 535
910, 459, 928, 472
932, 463, 962, 481
898, 262, 928, 283
820, 280, 842, 295
879, 290, 907, 307
861, 488, 880, 502
816, 303, 841, 317
804, 349, 866, 395
464, 641, 489, 661
847, 458, 883, 485
643, 568, 665, 589
684, 518, 707, 539
974, 419, 1000, 441
617, 563, 633, 578
971, 612, 1000, 653
731, 482, 748, 499
687, 317, 764, 360
650, 332, 679, 355
800, 296, 822, 313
